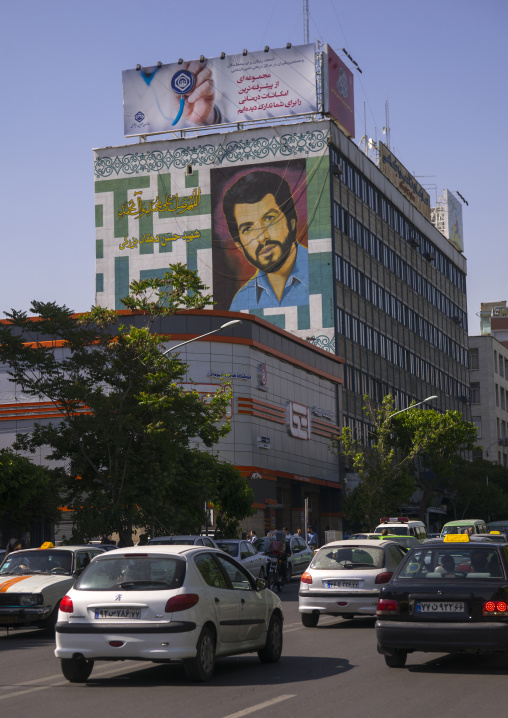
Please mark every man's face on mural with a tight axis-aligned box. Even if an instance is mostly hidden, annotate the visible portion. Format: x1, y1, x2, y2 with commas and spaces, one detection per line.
233, 193, 296, 273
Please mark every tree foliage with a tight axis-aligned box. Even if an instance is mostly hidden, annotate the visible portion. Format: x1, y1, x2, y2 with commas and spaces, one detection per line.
333, 395, 479, 531
0, 264, 253, 545
332, 396, 415, 531
0, 447, 63, 528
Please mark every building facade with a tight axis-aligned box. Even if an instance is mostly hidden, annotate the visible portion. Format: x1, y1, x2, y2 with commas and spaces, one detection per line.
94, 117, 469, 443
0, 311, 344, 543
469, 301, 508, 465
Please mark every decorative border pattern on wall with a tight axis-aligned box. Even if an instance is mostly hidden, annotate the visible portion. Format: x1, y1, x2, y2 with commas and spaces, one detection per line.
94, 130, 329, 178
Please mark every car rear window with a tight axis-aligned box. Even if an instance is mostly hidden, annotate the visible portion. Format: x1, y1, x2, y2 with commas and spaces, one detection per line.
216, 542, 238, 557
75, 557, 186, 590
312, 545, 385, 570
148, 539, 195, 545
396, 547, 504, 579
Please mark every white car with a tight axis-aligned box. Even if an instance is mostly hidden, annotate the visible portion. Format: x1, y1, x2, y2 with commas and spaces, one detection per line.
0, 544, 105, 632
298, 539, 407, 626
214, 539, 266, 578
55, 545, 283, 683
147, 535, 219, 548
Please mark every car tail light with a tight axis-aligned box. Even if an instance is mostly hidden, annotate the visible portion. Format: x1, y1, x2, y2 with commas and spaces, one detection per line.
376, 598, 400, 616
60, 595, 73, 613
301, 572, 313, 584
375, 572, 393, 584
165, 594, 199, 613
483, 600, 508, 616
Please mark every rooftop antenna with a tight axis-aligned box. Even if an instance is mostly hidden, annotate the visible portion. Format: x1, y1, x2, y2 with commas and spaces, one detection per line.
382, 100, 391, 150
303, 0, 309, 44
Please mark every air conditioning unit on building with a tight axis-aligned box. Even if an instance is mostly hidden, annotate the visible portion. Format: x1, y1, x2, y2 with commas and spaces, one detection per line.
424, 252, 435, 261
333, 163, 343, 177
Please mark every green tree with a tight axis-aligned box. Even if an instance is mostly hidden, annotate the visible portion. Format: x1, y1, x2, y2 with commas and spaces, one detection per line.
0, 447, 63, 529
446, 457, 508, 522
395, 407, 478, 521
333, 395, 479, 530
333, 395, 415, 531
0, 264, 253, 545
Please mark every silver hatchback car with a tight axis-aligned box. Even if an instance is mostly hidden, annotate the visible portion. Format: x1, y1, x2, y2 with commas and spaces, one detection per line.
298, 539, 407, 626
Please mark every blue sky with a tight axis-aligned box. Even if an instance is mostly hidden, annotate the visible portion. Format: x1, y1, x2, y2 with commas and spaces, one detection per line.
2, 0, 506, 335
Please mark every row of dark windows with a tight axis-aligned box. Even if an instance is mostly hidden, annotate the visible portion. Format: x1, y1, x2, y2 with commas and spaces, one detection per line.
336, 256, 467, 367
332, 148, 466, 294
337, 308, 469, 397
333, 202, 466, 327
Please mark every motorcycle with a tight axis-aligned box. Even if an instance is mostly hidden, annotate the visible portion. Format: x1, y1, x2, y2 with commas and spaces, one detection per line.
265, 552, 285, 593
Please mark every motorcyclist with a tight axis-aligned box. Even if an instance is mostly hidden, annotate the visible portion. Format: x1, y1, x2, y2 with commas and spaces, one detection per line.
266, 530, 288, 582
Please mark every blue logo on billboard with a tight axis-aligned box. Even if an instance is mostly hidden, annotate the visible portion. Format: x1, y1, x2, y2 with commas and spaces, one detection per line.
171, 70, 195, 95
135, 111, 145, 122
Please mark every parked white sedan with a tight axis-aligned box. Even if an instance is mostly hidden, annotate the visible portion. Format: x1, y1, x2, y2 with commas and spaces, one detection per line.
55, 545, 283, 682
215, 539, 266, 578
298, 539, 406, 626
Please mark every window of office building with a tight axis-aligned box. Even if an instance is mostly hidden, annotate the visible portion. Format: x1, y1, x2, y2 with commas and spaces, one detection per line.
472, 416, 482, 439
470, 382, 480, 404
469, 347, 479, 371
496, 384, 499, 407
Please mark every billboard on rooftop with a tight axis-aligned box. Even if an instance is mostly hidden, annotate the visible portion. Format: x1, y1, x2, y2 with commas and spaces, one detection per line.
122, 44, 317, 136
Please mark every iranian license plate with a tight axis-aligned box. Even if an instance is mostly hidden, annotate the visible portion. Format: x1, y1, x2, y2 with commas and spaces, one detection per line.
326, 580, 360, 589
94, 608, 141, 619
416, 601, 464, 613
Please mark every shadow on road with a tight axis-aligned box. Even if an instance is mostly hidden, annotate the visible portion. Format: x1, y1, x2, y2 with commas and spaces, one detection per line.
83, 654, 354, 688
407, 651, 508, 675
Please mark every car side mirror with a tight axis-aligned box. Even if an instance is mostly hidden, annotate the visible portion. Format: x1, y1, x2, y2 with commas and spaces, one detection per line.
73, 568, 83, 578
256, 578, 267, 591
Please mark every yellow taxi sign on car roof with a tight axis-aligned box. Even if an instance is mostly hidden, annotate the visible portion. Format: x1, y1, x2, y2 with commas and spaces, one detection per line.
444, 534, 469, 543
40, 541, 55, 549
490, 531, 501, 535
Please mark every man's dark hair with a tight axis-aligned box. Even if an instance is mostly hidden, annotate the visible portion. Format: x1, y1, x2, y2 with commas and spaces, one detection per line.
223, 171, 298, 241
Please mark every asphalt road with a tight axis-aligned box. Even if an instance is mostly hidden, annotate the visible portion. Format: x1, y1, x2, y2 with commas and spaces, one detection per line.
1, 579, 508, 718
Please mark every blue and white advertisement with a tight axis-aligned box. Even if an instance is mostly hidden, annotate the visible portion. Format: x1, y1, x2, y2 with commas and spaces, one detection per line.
122, 44, 317, 136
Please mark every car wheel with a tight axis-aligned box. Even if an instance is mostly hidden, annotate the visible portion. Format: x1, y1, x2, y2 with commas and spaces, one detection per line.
183, 627, 216, 682
301, 611, 319, 627
384, 650, 407, 668
41, 601, 60, 635
60, 656, 94, 683
258, 613, 283, 663
267, 574, 276, 591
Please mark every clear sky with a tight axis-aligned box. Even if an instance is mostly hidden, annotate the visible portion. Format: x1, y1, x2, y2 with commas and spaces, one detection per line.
2, 0, 506, 335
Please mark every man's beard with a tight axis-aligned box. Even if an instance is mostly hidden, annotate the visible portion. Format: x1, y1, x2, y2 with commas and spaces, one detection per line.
248, 228, 297, 273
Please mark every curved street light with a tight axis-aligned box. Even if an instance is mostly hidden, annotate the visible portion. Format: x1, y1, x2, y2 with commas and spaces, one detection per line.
388, 395, 438, 419
161, 319, 242, 356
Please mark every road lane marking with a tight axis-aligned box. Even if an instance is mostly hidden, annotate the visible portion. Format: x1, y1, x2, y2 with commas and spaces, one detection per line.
221, 695, 297, 718
0, 662, 151, 701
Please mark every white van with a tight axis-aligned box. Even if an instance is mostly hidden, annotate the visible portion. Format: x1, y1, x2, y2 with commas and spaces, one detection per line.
374, 517, 427, 541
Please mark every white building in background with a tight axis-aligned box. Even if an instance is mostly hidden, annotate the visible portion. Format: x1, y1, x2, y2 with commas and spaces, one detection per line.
469, 301, 508, 465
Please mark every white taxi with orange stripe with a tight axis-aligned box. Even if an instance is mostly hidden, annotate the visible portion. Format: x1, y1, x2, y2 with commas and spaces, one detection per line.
0, 543, 104, 632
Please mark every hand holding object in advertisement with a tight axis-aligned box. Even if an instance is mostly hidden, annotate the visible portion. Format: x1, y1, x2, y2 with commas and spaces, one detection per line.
177, 60, 217, 126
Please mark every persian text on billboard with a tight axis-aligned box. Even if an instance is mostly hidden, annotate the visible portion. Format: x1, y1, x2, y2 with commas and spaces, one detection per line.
323, 45, 354, 138
123, 45, 317, 136
378, 142, 431, 219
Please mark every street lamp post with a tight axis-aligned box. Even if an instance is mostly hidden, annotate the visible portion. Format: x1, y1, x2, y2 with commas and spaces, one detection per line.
161, 319, 242, 356
388, 395, 438, 419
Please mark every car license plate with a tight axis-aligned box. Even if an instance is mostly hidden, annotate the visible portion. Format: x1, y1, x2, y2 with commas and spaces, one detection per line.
416, 601, 464, 613
326, 580, 360, 589
94, 608, 141, 619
